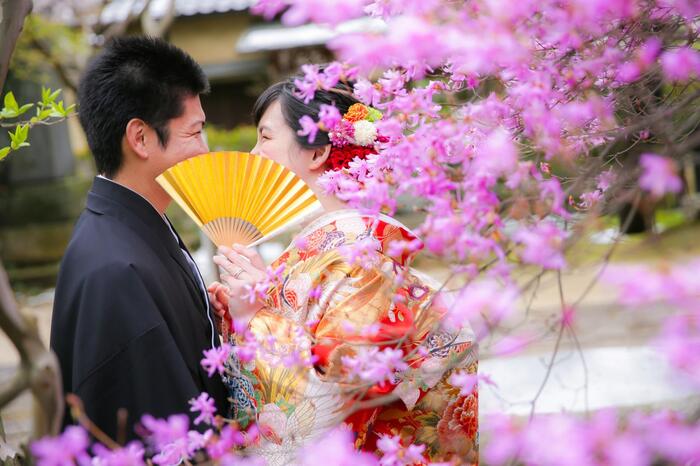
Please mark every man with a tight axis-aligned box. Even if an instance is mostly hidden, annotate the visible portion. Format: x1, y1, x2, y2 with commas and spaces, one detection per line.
51, 36, 227, 440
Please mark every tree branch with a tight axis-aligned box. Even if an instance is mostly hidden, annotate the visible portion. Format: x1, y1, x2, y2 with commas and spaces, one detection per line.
0, 0, 33, 91
0, 261, 64, 438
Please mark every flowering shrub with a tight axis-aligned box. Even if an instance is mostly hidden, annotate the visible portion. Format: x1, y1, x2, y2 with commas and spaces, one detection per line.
30, 0, 700, 464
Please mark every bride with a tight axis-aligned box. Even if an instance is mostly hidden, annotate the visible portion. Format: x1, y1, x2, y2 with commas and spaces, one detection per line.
208, 75, 478, 465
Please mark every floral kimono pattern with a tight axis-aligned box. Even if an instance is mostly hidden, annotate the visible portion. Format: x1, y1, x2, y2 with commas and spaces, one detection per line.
223, 210, 478, 465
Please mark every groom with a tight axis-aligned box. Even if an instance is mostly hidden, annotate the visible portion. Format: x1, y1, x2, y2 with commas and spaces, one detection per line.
51, 36, 227, 440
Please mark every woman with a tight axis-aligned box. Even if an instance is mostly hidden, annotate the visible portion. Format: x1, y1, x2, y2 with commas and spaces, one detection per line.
209, 77, 478, 465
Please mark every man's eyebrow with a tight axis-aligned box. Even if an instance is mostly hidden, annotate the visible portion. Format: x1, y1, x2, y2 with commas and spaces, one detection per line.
189, 119, 206, 130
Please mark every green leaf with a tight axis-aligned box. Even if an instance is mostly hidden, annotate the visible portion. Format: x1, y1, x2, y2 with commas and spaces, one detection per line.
4, 92, 19, 112
9, 124, 29, 150
65, 103, 76, 115
0, 108, 15, 119
42, 88, 60, 107
19, 123, 29, 140
1, 92, 19, 119
49, 101, 65, 117
9, 127, 18, 146
37, 107, 53, 120
0, 147, 10, 161
17, 103, 34, 116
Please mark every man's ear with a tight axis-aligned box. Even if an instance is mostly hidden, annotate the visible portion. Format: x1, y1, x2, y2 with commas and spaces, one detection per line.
124, 118, 150, 160
309, 145, 331, 171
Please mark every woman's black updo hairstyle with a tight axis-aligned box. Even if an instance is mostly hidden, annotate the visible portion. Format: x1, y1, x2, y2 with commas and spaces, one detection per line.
252, 71, 360, 149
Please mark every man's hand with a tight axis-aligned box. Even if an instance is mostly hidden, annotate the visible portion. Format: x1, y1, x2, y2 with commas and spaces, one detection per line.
207, 281, 229, 320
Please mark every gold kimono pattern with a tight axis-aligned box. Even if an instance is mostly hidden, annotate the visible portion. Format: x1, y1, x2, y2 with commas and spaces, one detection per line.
223, 210, 478, 465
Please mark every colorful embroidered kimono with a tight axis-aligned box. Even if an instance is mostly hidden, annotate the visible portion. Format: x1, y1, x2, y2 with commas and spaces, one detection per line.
223, 210, 478, 465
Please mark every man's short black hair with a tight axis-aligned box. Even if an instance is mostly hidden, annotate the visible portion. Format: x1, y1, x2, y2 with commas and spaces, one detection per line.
78, 36, 209, 177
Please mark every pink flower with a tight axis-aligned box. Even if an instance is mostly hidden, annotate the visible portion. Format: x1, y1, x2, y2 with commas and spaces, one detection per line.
319, 62, 344, 88
491, 333, 534, 356
483, 408, 700, 466
353, 78, 382, 106
377, 435, 427, 466
341, 347, 408, 385
338, 235, 382, 270
293, 64, 321, 103
618, 37, 662, 83
660, 46, 700, 82
473, 128, 518, 177
639, 153, 682, 197
596, 168, 617, 192
378, 69, 407, 95
308, 284, 323, 300
656, 312, 700, 387
31, 426, 91, 466
152, 439, 190, 466
294, 235, 309, 250
603, 264, 669, 306
188, 392, 217, 425
318, 104, 342, 130
617, 61, 642, 83
447, 279, 518, 333
92, 442, 145, 466
232, 330, 259, 363
448, 371, 478, 396
220, 455, 268, 466
298, 428, 377, 466
242, 263, 286, 306
297, 115, 319, 144
140, 414, 189, 451
638, 37, 663, 67
250, 0, 287, 20
280, 0, 366, 26
513, 221, 567, 270
200, 344, 232, 377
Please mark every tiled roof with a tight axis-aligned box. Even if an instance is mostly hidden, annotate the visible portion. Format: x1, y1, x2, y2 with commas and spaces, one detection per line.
236, 18, 386, 53
100, 0, 256, 24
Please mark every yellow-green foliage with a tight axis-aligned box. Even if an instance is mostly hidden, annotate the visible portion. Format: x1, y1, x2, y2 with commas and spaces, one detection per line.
205, 125, 257, 152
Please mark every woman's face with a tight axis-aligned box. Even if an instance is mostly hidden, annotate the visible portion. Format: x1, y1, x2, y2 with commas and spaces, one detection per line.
251, 100, 323, 183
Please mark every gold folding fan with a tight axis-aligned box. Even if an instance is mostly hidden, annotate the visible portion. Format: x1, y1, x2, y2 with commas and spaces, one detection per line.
157, 151, 322, 247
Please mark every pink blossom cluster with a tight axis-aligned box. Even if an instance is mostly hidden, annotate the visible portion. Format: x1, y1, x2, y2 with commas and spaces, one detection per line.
240, 263, 286, 308
340, 346, 409, 385
275, 0, 699, 296
483, 408, 700, 466
638, 152, 683, 198
30, 0, 700, 464
338, 235, 383, 270
444, 278, 519, 338
605, 258, 700, 385
252, 323, 318, 369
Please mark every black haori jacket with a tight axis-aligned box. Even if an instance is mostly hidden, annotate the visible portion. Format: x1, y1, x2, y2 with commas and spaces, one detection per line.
51, 176, 227, 441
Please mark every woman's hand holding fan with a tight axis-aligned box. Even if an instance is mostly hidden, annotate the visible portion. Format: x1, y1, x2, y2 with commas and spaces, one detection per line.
213, 244, 267, 328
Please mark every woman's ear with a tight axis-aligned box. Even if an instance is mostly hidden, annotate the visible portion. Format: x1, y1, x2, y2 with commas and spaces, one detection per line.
309, 144, 331, 171
124, 118, 150, 160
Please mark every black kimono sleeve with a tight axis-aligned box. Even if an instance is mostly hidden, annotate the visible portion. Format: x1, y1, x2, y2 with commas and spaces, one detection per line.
54, 262, 202, 441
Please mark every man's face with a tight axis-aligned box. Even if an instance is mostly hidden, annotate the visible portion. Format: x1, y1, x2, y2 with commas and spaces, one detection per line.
148, 94, 208, 176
